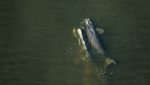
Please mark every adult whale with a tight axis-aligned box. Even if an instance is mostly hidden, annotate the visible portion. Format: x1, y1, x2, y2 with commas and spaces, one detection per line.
73, 18, 116, 66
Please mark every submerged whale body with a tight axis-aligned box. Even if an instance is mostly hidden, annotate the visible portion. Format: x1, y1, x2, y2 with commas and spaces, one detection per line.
73, 18, 116, 66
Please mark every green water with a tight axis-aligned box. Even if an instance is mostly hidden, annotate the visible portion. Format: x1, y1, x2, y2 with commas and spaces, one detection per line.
0, 0, 150, 85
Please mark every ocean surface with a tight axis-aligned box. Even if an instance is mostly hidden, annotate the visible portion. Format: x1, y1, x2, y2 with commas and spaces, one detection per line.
0, 0, 150, 85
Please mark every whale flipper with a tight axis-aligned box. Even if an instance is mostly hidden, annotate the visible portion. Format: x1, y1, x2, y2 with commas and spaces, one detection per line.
96, 28, 104, 34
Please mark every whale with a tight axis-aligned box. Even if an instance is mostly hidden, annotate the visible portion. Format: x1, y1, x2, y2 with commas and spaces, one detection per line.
73, 18, 116, 66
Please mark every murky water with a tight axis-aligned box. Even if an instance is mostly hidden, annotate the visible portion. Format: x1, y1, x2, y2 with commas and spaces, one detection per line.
0, 0, 150, 85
